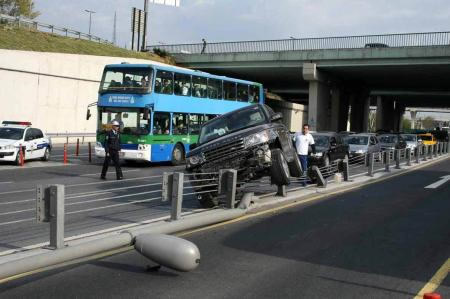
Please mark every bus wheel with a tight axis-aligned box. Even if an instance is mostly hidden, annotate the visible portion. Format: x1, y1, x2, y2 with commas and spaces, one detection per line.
171, 143, 185, 166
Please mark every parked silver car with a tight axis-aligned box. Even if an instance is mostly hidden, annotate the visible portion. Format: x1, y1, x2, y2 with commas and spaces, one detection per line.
345, 133, 381, 158
401, 134, 422, 150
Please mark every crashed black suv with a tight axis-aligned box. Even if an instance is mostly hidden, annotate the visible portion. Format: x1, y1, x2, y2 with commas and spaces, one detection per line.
186, 104, 302, 207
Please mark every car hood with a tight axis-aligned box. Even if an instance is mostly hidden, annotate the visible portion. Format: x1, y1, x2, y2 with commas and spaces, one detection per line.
349, 144, 368, 151
0, 139, 17, 147
188, 123, 274, 157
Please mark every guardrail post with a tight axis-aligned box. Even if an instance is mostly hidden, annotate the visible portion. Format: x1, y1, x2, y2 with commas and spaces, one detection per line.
75, 138, 80, 156
414, 147, 419, 164
367, 153, 374, 177
446, 142, 449, 154
311, 166, 327, 187
433, 144, 437, 158
338, 159, 349, 181
277, 185, 287, 197
383, 151, 390, 172
88, 142, 92, 163
429, 145, 433, 160
36, 184, 65, 249
162, 172, 173, 202
395, 149, 401, 169
406, 148, 411, 166
219, 169, 237, 207
170, 172, 184, 221
423, 145, 427, 161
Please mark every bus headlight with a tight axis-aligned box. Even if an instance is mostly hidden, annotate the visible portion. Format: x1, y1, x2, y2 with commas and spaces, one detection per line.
244, 131, 270, 148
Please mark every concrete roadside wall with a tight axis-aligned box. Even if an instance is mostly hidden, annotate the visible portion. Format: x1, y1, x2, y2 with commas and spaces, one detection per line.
0, 49, 160, 137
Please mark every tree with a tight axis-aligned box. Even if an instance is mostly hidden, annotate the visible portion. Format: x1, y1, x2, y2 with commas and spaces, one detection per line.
401, 118, 411, 131
421, 116, 435, 129
0, 0, 40, 19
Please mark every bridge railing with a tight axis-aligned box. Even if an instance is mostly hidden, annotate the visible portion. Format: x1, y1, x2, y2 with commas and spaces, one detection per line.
148, 31, 450, 54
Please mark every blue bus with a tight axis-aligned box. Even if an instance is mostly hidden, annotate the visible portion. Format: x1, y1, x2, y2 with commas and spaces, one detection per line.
91, 61, 264, 165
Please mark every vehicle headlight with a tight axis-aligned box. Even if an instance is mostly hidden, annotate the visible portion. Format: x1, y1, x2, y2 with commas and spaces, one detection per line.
188, 154, 204, 166
244, 131, 270, 148
3, 144, 15, 150
356, 149, 365, 154
313, 152, 323, 157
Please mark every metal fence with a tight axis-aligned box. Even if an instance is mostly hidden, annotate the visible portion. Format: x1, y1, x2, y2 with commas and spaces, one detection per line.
147, 31, 450, 54
0, 14, 112, 45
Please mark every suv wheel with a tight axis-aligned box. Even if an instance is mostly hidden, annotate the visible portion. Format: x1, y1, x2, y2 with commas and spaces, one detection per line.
197, 193, 219, 208
41, 147, 50, 161
270, 148, 290, 186
287, 151, 302, 177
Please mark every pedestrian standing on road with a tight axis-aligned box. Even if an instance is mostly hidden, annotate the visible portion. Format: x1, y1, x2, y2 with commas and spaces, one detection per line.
101, 120, 123, 180
201, 38, 207, 54
294, 124, 316, 186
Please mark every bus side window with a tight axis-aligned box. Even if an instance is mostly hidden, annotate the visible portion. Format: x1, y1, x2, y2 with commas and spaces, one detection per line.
153, 112, 170, 135
224, 81, 236, 100
192, 76, 207, 98
207, 78, 222, 99
155, 70, 173, 95
237, 84, 249, 102
174, 73, 191, 96
189, 114, 201, 135
172, 113, 188, 135
250, 85, 260, 103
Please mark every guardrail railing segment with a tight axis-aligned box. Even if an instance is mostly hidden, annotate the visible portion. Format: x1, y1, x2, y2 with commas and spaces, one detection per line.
0, 14, 112, 45
148, 31, 450, 54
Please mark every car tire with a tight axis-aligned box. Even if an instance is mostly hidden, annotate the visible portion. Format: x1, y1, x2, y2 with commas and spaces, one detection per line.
41, 147, 50, 161
171, 143, 185, 166
14, 152, 20, 166
270, 148, 290, 186
287, 151, 302, 177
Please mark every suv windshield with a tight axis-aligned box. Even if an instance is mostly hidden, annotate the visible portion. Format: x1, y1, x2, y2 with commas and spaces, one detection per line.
199, 106, 267, 144
346, 136, 369, 145
311, 134, 329, 147
0, 128, 24, 140
99, 67, 153, 94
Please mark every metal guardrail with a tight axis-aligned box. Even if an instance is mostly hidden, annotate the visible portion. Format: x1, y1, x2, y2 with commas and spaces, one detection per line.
0, 14, 112, 45
148, 31, 450, 54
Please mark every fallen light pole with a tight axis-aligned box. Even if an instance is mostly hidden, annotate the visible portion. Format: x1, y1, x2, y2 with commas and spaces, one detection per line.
134, 234, 200, 272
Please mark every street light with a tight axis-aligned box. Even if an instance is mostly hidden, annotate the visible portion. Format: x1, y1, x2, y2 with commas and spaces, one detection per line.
85, 9, 96, 36
289, 36, 295, 51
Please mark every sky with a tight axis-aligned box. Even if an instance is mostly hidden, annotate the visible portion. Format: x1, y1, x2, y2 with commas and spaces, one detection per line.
34, 0, 450, 48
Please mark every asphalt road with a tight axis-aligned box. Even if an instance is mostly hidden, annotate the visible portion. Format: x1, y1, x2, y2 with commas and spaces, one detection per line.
0, 146, 414, 252
0, 157, 448, 298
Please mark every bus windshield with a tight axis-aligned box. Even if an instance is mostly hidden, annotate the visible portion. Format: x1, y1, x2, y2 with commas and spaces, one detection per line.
99, 68, 153, 94
98, 107, 150, 135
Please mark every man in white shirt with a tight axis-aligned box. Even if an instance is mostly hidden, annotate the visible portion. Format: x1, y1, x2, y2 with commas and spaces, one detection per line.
294, 124, 316, 185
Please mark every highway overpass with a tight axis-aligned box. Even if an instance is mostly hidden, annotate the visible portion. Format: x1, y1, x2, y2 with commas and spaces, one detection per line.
150, 31, 450, 132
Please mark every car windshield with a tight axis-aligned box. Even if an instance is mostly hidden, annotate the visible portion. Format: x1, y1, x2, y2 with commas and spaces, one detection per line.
0, 128, 24, 140
99, 67, 153, 94
379, 135, 396, 143
402, 134, 416, 142
345, 136, 369, 145
311, 134, 329, 147
199, 106, 266, 144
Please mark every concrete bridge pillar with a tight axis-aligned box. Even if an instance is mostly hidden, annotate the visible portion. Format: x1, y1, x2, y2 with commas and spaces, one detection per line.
376, 96, 395, 132
349, 92, 370, 132
393, 104, 405, 132
410, 110, 417, 129
303, 63, 330, 131
330, 87, 350, 132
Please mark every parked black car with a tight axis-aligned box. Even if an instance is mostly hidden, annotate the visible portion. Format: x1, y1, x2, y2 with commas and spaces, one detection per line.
308, 132, 349, 167
186, 104, 302, 207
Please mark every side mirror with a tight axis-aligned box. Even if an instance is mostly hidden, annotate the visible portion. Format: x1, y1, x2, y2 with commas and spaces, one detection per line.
190, 143, 197, 150
86, 109, 92, 120
271, 113, 283, 122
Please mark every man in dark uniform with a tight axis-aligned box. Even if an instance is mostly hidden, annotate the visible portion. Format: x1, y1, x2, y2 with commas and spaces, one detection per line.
101, 120, 123, 180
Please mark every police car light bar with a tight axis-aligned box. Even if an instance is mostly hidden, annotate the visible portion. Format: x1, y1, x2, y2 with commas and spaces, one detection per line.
2, 121, 32, 126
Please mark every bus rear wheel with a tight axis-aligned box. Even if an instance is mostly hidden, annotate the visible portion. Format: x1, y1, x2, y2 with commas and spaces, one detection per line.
171, 143, 185, 166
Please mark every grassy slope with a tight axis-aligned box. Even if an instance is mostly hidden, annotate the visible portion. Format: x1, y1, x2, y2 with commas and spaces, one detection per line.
0, 25, 173, 64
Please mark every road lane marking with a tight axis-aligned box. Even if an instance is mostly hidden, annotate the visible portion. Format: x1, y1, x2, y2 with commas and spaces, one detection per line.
0, 181, 13, 184
413, 258, 450, 299
0, 218, 34, 226
424, 175, 450, 189
0, 208, 34, 216
0, 199, 34, 205
0, 175, 163, 196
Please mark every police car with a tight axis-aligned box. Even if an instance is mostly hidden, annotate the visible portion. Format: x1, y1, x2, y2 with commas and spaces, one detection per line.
0, 121, 52, 165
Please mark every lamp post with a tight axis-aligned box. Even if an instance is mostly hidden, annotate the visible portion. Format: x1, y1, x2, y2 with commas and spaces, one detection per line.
85, 9, 96, 37
290, 36, 295, 51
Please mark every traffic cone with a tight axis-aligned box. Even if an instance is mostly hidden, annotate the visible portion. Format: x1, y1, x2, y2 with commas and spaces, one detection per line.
63, 143, 68, 164
19, 145, 24, 166
424, 293, 441, 299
